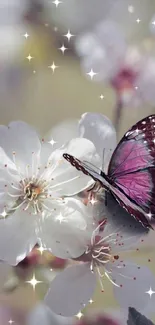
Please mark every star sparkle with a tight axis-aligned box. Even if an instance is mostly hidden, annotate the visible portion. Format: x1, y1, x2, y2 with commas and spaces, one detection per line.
48, 62, 59, 73
56, 213, 66, 224
59, 44, 68, 54
87, 69, 98, 80
89, 299, 94, 304
50, 138, 57, 146
26, 273, 42, 291
24, 33, 29, 39
99, 94, 104, 100
1, 209, 7, 218
53, 0, 62, 7
8, 320, 14, 324
136, 18, 141, 23
26, 54, 33, 61
64, 30, 74, 41
147, 212, 152, 220
76, 312, 83, 319
146, 287, 155, 298
37, 245, 46, 255
90, 197, 98, 205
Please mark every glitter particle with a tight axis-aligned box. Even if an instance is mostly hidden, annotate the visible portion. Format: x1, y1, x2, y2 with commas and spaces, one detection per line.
48, 62, 59, 73
64, 30, 74, 42
146, 287, 155, 298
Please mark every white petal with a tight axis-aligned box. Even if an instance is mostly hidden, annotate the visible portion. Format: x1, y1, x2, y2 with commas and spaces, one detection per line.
44, 263, 96, 316
78, 113, 117, 172
0, 121, 41, 174
49, 138, 100, 195
0, 261, 11, 292
38, 198, 93, 259
112, 260, 155, 315
45, 119, 78, 150
0, 209, 37, 265
27, 303, 73, 325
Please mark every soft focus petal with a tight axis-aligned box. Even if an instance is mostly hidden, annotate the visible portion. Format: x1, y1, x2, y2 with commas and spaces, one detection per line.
0, 305, 24, 325
38, 198, 93, 259
27, 304, 73, 325
137, 57, 155, 106
45, 119, 79, 150
75, 32, 100, 57
112, 261, 155, 315
0, 121, 41, 174
0, 261, 11, 292
44, 263, 96, 316
49, 138, 100, 195
0, 209, 37, 265
79, 113, 117, 172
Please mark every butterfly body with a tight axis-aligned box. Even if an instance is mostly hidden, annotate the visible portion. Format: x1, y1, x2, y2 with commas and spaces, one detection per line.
63, 115, 155, 229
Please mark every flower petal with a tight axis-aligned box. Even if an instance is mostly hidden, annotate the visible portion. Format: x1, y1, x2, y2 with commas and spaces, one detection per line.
44, 263, 96, 316
46, 119, 79, 150
0, 121, 41, 174
37, 198, 93, 259
0, 261, 11, 292
78, 113, 117, 172
0, 209, 37, 265
27, 303, 73, 325
49, 138, 100, 196
112, 260, 155, 315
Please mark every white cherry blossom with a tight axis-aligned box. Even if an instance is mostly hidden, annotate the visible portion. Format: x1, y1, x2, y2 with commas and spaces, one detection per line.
44, 221, 155, 317
0, 121, 100, 265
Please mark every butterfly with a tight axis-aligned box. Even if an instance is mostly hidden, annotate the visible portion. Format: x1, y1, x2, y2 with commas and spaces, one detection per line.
63, 115, 155, 229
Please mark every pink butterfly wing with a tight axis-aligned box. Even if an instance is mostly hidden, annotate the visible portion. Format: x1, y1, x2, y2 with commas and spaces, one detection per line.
108, 114, 155, 227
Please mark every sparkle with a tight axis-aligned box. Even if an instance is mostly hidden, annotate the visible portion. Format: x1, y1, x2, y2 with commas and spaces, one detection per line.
50, 138, 57, 146
59, 44, 68, 54
128, 5, 134, 13
89, 299, 94, 304
100, 94, 104, 100
48, 62, 59, 73
55, 212, 66, 224
8, 320, 14, 324
26, 273, 42, 291
76, 312, 83, 319
87, 69, 98, 80
64, 30, 74, 42
153, 139, 155, 144
136, 18, 141, 23
37, 245, 46, 255
1, 209, 7, 218
24, 33, 29, 39
27, 54, 33, 61
53, 0, 62, 7
147, 212, 152, 220
33, 70, 36, 74
90, 197, 98, 205
146, 287, 155, 298
135, 86, 138, 90
152, 21, 155, 26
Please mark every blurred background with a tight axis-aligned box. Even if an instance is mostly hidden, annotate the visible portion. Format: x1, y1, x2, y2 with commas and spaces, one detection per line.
1, 0, 155, 323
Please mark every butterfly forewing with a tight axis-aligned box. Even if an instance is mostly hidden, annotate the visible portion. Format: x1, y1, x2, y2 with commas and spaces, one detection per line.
108, 115, 155, 227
